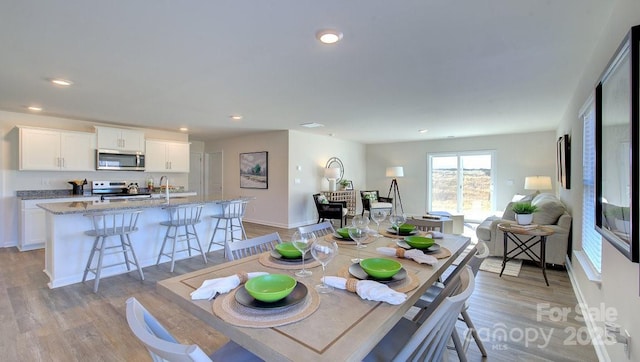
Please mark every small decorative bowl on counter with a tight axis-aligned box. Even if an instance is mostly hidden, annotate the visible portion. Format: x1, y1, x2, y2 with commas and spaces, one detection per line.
392, 223, 417, 233
404, 235, 436, 249
275, 242, 303, 258
244, 274, 297, 302
359, 258, 402, 279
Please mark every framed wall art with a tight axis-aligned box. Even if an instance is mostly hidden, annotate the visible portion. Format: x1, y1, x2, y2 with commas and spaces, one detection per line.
556, 134, 571, 189
240, 151, 268, 189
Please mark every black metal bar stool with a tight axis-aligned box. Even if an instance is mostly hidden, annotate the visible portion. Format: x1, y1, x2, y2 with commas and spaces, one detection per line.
156, 204, 207, 272
208, 199, 249, 258
82, 209, 145, 293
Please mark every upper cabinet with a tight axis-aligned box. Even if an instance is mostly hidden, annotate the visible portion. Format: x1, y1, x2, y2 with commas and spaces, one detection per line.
95, 126, 144, 152
19, 126, 96, 171
145, 139, 190, 173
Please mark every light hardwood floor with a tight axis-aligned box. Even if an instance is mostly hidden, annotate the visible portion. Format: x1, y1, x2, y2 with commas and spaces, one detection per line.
0, 221, 598, 361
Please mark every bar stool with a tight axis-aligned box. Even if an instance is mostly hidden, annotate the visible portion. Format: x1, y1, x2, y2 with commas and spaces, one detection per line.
82, 210, 145, 293
156, 204, 207, 272
208, 199, 249, 257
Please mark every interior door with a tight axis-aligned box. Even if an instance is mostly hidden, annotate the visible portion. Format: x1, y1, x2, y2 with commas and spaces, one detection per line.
189, 152, 204, 196
206, 151, 223, 199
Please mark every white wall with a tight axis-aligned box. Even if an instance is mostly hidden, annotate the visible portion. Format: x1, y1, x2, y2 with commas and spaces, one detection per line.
557, 0, 640, 360
365, 131, 557, 219
288, 131, 366, 227
0, 110, 189, 247
206, 130, 365, 229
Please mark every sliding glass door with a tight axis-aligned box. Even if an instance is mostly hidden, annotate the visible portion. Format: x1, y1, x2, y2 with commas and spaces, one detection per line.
428, 151, 495, 222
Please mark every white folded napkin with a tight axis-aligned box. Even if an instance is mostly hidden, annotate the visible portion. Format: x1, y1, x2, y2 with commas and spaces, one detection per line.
322, 276, 407, 305
376, 247, 438, 266
190, 272, 268, 300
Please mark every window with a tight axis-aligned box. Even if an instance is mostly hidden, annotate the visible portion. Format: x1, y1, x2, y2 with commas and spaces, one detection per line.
582, 98, 602, 273
427, 151, 495, 222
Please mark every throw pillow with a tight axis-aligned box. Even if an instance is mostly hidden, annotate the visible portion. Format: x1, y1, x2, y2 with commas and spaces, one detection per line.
362, 191, 378, 202
502, 202, 516, 221
532, 199, 566, 225
317, 194, 329, 204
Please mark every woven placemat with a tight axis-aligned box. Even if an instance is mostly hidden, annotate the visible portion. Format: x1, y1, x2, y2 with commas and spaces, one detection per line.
337, 265, 419, 293
258, 252, 321, 270
212, 283, 320, 328
326, 234, 377, 246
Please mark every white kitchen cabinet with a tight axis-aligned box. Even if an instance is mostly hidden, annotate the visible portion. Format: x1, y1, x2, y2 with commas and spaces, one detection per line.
19, 126, 96, 171
19, 197, 99, 251
145, 139, 190, 173
95, 126, 144, 152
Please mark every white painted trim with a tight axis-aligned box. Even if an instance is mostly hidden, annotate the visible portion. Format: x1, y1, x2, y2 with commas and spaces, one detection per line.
566, 256, 610, 362
574, 250, 602, 284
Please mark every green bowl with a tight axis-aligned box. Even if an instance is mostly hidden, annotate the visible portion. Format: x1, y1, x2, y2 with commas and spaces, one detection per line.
404, 236, 435, 249
392, 223, 417, 233
244, 274, 297, 302
336, 227, 350, 238
359, 258, 402, 279
275, 242, 302, 258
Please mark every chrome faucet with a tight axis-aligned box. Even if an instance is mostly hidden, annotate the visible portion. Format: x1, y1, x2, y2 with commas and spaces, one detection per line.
159, 176, 169, 201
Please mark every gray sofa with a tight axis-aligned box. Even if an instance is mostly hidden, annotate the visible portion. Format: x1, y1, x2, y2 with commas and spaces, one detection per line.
475, 193, 572, 266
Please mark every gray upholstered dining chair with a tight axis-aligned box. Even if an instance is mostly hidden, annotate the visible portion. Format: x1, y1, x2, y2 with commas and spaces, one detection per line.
364, 266, 476, 361
125, 297, 262, 362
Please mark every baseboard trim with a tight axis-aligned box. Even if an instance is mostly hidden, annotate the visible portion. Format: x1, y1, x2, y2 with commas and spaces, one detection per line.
565, 255, 610, 362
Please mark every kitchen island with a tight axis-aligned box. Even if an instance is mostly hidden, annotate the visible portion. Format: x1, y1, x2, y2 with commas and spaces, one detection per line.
38, 196, 244, 289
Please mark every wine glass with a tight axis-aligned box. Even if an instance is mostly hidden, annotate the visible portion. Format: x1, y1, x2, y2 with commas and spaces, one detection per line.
348, 227, 368, 263
370, 210, 387, 236
310, 237, 338, 293
351, 215, 370, 229
291, 231, 315, 277
389, 213, 407, 236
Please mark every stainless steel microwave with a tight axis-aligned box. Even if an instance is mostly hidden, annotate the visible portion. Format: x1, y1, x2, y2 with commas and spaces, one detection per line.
96, 149, 145, 171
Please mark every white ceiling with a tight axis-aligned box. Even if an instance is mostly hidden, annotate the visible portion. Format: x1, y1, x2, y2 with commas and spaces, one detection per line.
0, 0, 613, 144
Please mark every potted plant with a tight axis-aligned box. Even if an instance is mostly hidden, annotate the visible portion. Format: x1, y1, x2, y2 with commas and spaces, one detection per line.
512, 202, 538, 225
339, 179, 351, 190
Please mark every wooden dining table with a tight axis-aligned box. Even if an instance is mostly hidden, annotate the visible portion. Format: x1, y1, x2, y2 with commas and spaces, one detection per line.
157, 232, 473, 362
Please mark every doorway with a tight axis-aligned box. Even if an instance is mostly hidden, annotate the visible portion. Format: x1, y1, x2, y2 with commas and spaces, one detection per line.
206, 151, 223, 199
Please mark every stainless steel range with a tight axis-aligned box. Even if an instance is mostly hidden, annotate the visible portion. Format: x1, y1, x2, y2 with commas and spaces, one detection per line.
91, 180, 152, 200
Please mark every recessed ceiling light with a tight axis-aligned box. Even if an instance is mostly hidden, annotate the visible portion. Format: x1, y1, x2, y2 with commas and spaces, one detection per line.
230, 115, 243, 120
50, 78, 73, 87
179, 127, 188, 132
419, 129, 428, 133
316, 29, 343, 44
300, 122, 325, 128
27, 106, 43, 112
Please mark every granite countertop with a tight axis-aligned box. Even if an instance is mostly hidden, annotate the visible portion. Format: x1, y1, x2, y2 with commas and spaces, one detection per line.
17, 189, 197, 200
37, 196, 231, 215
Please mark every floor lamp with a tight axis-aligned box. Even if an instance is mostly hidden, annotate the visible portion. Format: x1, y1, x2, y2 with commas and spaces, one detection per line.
386, 166, 404, 214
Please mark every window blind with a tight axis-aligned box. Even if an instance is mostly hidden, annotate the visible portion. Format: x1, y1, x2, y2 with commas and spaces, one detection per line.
582, 103, 602, 272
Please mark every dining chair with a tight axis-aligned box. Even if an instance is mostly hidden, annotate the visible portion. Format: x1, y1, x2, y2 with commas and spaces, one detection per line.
405, 216, 444, 232
364, 266, 476, 362
298, 221, 336, 238
125, 297, 262, 362
411, 241, 490, 360
226, 232, 283, 261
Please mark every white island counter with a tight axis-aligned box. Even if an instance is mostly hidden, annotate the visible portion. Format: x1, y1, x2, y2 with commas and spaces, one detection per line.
38, 196, 243, 289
